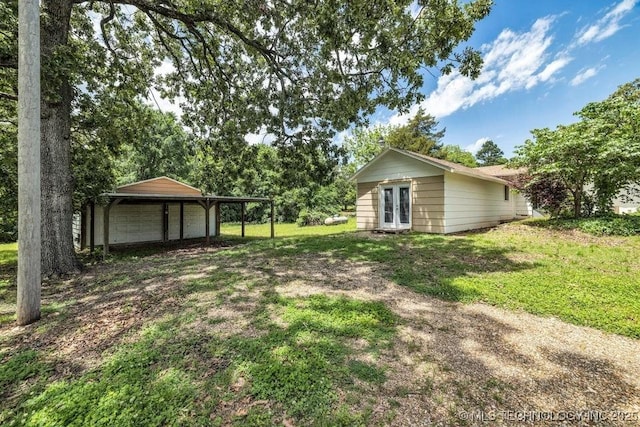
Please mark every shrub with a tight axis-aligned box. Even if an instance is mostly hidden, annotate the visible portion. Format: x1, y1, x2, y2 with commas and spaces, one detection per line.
526, 214, 640, 236
296, 209, 329, 227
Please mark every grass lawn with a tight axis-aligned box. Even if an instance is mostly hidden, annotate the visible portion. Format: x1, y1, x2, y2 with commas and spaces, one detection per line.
219, 217, 356, 238
0, 243, 17, 324
1, 221, 639, 425
0, 242, 17, 266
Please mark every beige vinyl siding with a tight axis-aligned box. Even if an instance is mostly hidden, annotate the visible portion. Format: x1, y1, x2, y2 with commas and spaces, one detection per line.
357, 176, 445, 232
88, 202, 215, 246
168, 204, 181, 240
117, 177, 202, 196
412, 175, 445, 233
443, 172, 515, 233
514, 192, 532, 216
92, 204, 163, 245
356, 150, 443, 183
356, 182, 378, 230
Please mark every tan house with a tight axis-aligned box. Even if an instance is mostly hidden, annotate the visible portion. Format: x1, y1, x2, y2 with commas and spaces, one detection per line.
477, 165, 640, 215
73, 176, 273, 255
351, 148, 530, 234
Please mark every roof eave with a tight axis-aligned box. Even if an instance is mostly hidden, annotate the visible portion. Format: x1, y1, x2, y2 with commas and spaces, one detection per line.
449, 169, 510, 185
115, 176, 203, 194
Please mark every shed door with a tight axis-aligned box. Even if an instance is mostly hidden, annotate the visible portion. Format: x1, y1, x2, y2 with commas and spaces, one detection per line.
380, 184, 411, 229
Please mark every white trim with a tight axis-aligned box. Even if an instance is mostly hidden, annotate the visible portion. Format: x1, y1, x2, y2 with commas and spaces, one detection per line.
378, 182, 412, 230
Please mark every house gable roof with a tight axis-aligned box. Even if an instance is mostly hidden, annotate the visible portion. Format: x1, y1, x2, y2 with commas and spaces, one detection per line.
475, 164, 527, 177
351, 147, 510, 185
116, 176, 203, 196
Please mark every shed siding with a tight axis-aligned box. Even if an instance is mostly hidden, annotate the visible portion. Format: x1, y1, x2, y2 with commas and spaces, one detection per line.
356, 150, 443, 183
117, 178, 201, 196
356, 182, 379, 230
183, 203, 214, 239
168, 204, 181, 240
86, 202, 215, 247
443, 172, 515, 233
412, 175, 445, 233
72, 213, 81, 249
91, 204, 163, 245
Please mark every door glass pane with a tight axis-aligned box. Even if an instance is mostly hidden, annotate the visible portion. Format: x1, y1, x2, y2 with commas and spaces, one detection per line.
399, 187, 410, 224
384, 188, 394, 223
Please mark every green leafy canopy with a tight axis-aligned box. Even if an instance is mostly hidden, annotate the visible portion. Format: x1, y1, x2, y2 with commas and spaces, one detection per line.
2, 0, 494, 267
513, 78, 640, 217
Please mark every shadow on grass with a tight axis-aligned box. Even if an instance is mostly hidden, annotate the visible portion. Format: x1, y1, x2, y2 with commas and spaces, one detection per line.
1, 230, 638, 426
220, 231, 537, 302
2, 290, 396, 426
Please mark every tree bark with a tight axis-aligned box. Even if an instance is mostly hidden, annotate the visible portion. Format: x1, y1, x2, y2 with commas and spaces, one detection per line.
40, 0, 79, 277
573, 187, 582, 218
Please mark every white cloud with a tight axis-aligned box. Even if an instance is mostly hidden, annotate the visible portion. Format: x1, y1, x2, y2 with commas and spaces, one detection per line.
147, 89, 184, 118
530, 56, 573, 86
570, 66, 601, 86
464, 137, 490, 154
148, 60, 185, 118
389, 15, 571, 123
245, 127, 276, 145
333, 129, 351, 147
576, 0, 638, 45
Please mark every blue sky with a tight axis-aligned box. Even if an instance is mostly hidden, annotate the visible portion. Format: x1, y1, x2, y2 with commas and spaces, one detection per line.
151, 1, 639, 157
373, 0, 640, 157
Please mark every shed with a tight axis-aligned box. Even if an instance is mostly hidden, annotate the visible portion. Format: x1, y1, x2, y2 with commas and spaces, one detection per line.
351, 148, 530, 234
73, 177, 273, 255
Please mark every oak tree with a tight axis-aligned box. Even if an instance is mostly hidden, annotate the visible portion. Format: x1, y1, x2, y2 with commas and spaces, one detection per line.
2, 0, 492, 275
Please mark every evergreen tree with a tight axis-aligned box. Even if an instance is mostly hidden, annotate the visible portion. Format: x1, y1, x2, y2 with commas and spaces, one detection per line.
475, 140, 507, 166
386, 108, 445, 156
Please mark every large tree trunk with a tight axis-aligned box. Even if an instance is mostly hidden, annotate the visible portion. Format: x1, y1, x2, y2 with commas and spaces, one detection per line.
40, 0, 79, 277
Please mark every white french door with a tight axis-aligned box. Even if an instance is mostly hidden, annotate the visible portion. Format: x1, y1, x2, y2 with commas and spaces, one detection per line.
380, 183, 411, 229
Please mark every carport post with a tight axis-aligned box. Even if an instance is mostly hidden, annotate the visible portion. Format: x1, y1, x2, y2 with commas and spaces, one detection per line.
103, 198, 122, 259
241, 202, 245, 238
90, 202, 95, 253
215, 202, 221, 237
205, 200, 210, 245
270, 200, 275, 239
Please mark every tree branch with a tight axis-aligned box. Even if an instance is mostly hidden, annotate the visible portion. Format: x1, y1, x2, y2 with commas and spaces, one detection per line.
119, 0, 290, 78
100, 1, 117, 52
0, 57, 18, 69
0, 91, 18, 101
99, 0, 134, 60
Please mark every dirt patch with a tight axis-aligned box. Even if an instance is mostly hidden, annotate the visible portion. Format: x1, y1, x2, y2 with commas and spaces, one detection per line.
262, 254, 640, 426
1, 243, 639, 425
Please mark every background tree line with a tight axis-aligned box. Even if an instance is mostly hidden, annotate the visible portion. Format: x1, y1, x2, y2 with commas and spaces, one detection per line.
1, 98, 512, 242
1, 0, 493, 276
